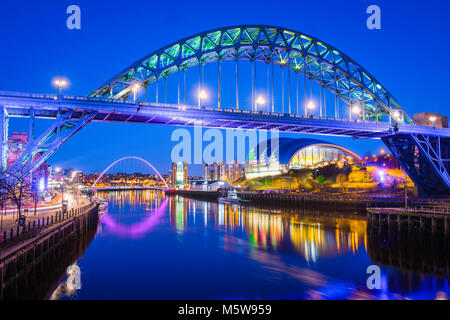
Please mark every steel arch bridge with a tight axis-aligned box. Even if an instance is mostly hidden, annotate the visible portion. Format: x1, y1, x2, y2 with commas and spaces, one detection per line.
1, 24, 450, 195
91, 156, 169, 189
89, 25, 410, 124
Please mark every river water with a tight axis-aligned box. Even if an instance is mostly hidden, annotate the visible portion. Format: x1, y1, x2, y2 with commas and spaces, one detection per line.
49, 190, 449, 300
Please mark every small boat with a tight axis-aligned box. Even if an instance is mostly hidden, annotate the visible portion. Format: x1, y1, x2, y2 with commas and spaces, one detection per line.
218, 190, 247, 204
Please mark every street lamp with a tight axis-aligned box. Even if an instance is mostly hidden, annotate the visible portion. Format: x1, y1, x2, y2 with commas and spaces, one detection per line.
198, 90, 207, 106
392, 110, 402, 122
306, 101, 315, 115
256, 96, 265, 110
132, 84, 140, 101
352, 105, 361, 115
430, 116, 437, 123
53, 78, 68, 95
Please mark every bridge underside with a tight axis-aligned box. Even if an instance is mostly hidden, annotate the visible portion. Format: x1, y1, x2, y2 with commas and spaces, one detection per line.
383, 134, 450, 195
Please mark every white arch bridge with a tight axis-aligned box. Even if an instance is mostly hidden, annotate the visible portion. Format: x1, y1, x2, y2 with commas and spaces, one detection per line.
0, 25, 450, 195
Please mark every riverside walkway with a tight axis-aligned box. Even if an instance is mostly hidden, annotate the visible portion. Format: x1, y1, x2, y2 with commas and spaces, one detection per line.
0, 193, 90, 245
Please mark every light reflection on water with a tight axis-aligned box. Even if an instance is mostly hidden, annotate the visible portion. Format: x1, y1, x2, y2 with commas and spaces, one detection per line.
52, 190, 449, 300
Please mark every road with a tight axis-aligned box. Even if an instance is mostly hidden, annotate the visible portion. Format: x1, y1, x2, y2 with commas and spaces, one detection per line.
0, 192, 90, 233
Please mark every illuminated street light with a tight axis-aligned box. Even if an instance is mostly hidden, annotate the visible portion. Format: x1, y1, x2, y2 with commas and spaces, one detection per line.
132, 84, 140, 101
53, 77, 68, 95
430, 116, 437, 123
256, 96, 265, 110
352, 105, 361, 115
199, 90, 207, 100
198, 90, 208, 106
306, 101, 316, 115
392, 110, 402, 122
380, 148, 386, 155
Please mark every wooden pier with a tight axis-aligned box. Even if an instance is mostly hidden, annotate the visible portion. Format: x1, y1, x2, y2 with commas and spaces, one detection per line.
367, 207, 450, 278
367, 207, 450, 238
238, 192, 449, 211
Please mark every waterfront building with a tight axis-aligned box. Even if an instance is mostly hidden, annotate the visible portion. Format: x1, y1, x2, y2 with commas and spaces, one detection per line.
413, 112, 448, 128
202, 163, 210, 181
170, 162, 188, 189
245, 138, 363, 180
6, 131, 49, 190
202, 161, 244, 183
190, 180, 230, 191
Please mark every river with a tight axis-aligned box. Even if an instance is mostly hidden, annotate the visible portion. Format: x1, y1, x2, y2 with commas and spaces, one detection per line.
49, 190, 449, 300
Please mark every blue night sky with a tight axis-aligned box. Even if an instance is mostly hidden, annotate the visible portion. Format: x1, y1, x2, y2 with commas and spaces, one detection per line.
0, 0, 449, 175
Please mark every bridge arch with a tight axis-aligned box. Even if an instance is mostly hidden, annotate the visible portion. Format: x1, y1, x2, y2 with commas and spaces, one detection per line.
92, 156, 168, 189
89, 25, 411, 124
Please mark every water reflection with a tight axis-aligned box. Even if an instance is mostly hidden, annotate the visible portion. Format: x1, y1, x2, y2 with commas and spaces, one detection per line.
169, 196, 368, 263
50, 264, 82, 300
46, 190, 449, 300
98, 190, 167, 238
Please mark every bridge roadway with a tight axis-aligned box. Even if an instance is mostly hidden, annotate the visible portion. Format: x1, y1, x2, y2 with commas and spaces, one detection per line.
2, 91, 450, 139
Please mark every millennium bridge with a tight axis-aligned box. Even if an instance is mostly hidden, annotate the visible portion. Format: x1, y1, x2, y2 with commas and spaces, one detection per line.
1, 25, 450, 194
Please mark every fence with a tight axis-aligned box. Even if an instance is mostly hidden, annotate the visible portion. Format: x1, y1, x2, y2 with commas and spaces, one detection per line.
0, 202, 97, 245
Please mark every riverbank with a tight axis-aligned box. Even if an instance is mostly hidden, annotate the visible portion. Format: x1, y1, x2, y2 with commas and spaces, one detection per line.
165, 189, 450, 211
0, 201, 100, 300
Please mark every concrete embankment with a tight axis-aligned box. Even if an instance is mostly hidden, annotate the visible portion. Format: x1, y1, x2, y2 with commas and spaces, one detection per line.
237, 192, 448, 211
0, 202, 100, 300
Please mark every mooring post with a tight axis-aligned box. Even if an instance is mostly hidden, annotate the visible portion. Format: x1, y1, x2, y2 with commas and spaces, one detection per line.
387, 214, 391, 239
378, 213, 383, 235
431, 217, 436, 234
445, 216, 448, 237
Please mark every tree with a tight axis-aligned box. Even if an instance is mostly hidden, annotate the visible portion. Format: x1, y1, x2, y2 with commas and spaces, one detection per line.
0, 176, 8, 230
0, 167, 32, 223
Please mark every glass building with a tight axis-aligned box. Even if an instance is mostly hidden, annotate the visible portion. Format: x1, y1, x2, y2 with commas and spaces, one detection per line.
245, 138, 362, 180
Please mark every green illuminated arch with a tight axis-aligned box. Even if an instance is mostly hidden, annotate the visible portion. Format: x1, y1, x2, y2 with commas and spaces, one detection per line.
89, 25, 411, 123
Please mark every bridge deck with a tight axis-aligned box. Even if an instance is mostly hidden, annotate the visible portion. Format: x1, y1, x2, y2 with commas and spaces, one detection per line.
2, 91, 450, 139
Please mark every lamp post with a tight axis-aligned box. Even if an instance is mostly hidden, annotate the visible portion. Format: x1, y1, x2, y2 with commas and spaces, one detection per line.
352, 105, 361, 119
198, 90, 207, 106
53, 78, 68, 95
256, 96, 265, 111
132, 84, 140, 101
306, 101, 315, 116
430, 116, 437, 125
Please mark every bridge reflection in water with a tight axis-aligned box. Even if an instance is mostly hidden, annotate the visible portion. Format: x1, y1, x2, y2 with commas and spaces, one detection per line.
35, 190, 449, 300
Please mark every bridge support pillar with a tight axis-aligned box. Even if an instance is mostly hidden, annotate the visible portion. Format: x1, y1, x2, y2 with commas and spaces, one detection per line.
383, 134, 450, 195
0, 106, 8, 173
